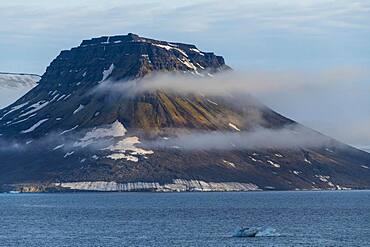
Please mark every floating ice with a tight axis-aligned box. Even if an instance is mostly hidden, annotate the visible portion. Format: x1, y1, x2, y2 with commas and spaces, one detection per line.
233, 227, 280, 238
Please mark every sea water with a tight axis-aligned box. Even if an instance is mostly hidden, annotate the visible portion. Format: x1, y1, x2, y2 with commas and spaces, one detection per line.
0, 190, 369, 246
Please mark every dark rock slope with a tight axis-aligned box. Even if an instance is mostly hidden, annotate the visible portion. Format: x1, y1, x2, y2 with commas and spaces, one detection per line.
0, 33, 369, 192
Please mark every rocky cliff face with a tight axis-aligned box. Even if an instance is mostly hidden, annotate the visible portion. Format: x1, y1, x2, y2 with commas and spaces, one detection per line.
0, 33, 231, 137
0, 33, 369, 192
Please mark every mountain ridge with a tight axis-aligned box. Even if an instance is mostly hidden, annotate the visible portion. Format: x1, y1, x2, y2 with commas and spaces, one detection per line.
0, 72, 41, 77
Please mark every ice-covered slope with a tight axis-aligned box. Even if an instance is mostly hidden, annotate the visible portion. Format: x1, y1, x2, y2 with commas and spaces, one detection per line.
0, 73, 39, 109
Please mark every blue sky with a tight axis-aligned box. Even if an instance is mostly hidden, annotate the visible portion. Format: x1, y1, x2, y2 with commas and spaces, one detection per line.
0, 0, 369, 149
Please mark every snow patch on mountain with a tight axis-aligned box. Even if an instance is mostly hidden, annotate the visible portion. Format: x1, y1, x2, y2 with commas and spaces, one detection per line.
107, 153, 139, 162
249, 156, 258, 162
60, 125, 79, 135
99, 64, 114, 83
50, 93, 60, 102
223, 160, 237, 168
153, 43, 188, 57
20, 118, 48, 133
105, 136, 154, 162
0, 101, 29, 120
57, 94, 66, 101
315, 174, 335, 187
73, 104, 85, 114
53, 144, 65, 150
292, 170, 301, 175
228, 123, 241, 131
267, 160, 280, 168
18, 100, 49, 118
177, 57, 197, 71
189, 48, 204, 56
64, 151, 74, 158
73, 120, 153, 162
206, 99, 218, 105
8, 113, 37, 125
316, 175, 330, 182
74, 120, 126, 148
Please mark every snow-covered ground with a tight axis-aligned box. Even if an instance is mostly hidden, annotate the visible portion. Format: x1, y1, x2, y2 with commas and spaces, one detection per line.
72, 120, 154, 162
0, 73, 39, 109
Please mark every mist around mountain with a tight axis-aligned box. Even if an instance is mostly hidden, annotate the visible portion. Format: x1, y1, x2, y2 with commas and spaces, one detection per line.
0, 34, 369, 193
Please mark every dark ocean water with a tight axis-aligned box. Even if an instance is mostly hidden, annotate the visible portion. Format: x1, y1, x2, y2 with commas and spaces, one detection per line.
1, 191, 370, 247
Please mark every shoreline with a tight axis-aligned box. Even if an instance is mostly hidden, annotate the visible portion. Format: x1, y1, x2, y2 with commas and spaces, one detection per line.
1, 185, 365, 194
2, 189, 369, 195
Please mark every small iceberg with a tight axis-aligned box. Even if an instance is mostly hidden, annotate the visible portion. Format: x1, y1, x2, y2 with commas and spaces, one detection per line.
233, 227, 260, 237
233, 226, 279, 238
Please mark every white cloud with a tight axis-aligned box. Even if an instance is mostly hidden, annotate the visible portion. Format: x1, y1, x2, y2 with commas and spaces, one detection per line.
0, 0, 369, 149
95, 68, 369, 96
94, 68, 370, 149
1, 0, 369, 36
143, 125, 331, 151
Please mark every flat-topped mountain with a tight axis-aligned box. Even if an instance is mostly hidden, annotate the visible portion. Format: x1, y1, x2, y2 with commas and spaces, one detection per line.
0, 34, 369, 192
